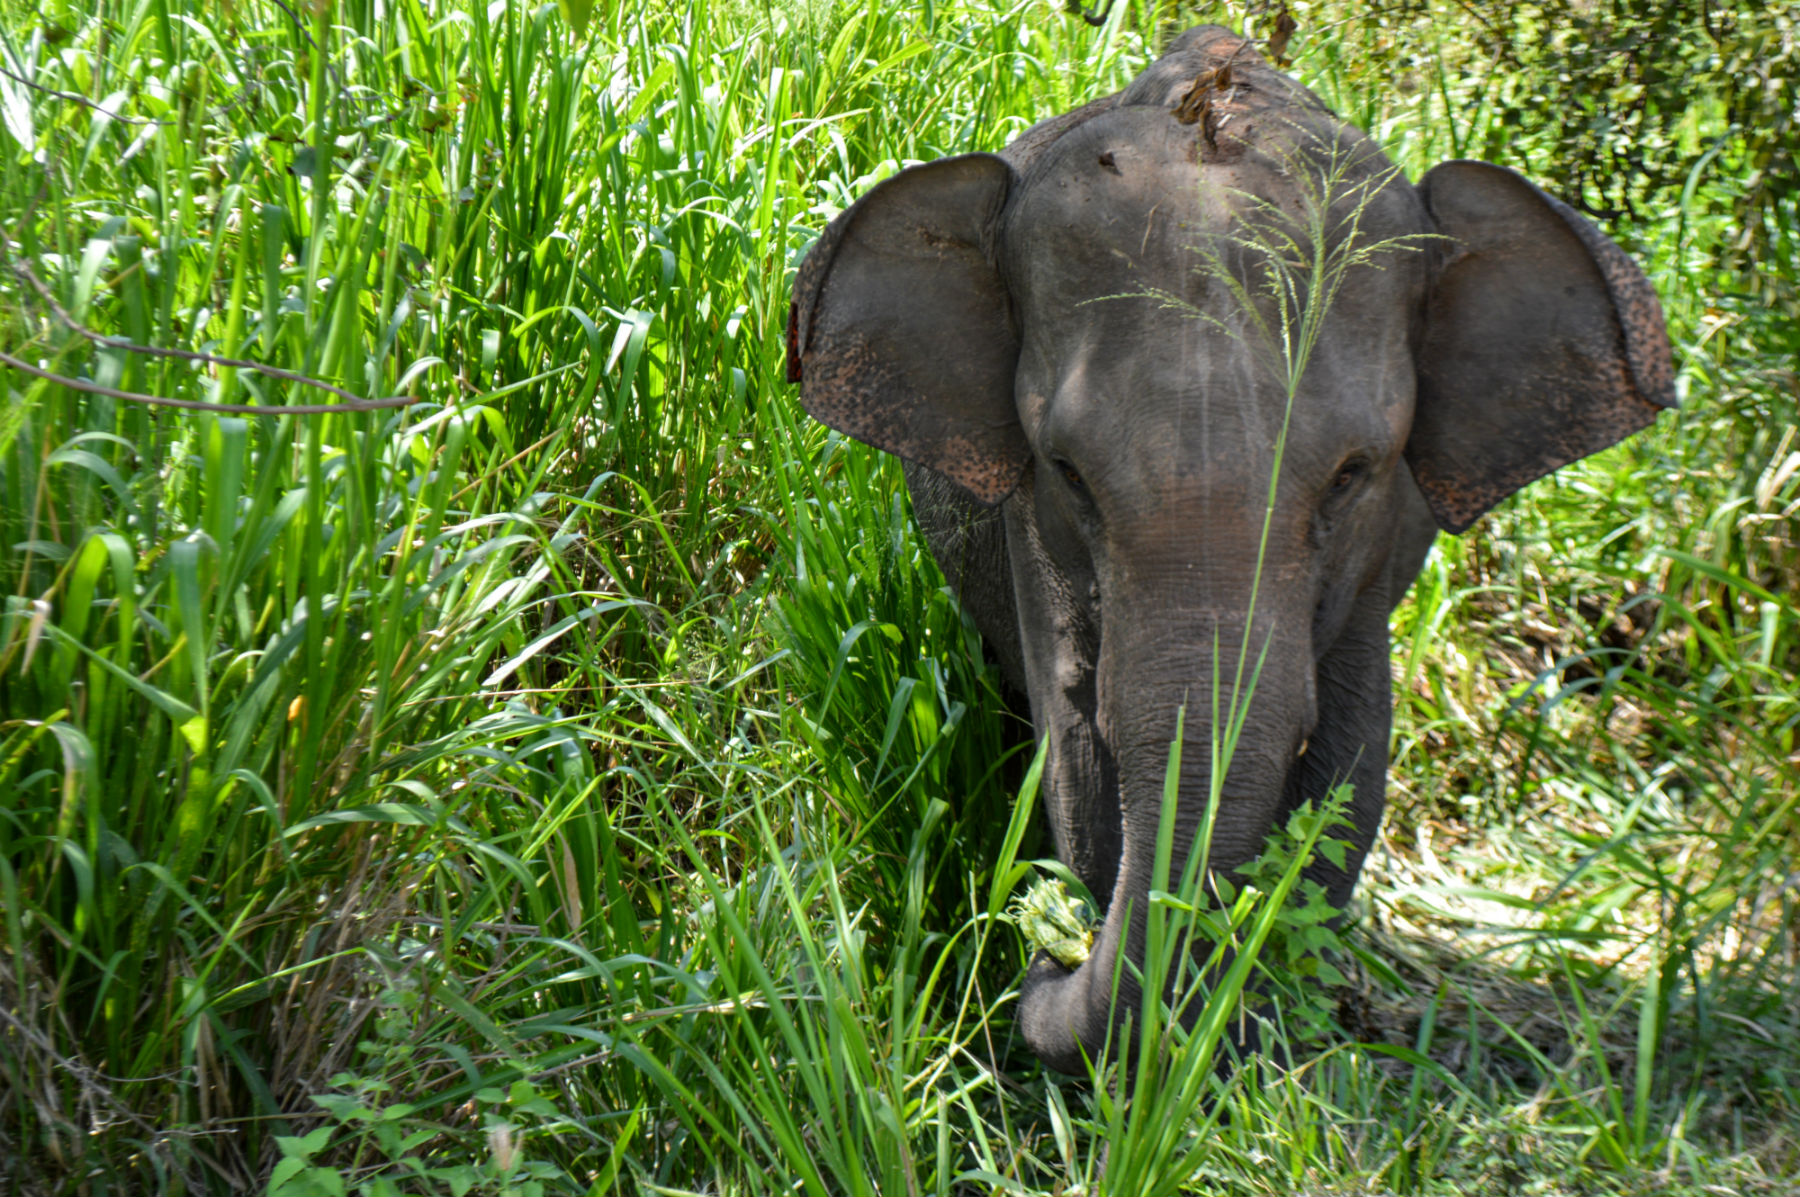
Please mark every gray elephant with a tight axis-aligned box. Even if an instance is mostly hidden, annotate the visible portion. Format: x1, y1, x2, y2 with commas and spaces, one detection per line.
785, 26, 1675, 1075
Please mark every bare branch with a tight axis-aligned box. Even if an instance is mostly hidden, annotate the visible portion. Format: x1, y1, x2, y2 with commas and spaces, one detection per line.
0, 350, 415, 414
0, 61, 170, 126
8, 259, 418, 411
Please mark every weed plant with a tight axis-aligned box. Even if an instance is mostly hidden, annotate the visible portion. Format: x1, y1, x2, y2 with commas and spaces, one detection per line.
0, 0, 1794, 1193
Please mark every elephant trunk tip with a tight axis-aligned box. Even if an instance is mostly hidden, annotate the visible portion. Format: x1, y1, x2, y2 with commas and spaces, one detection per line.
1019, 952, 1108, 1077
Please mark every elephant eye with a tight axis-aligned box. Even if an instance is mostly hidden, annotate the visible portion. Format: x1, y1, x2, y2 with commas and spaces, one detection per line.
1328, 458, 1369, 498
1055, 458, 1088, 494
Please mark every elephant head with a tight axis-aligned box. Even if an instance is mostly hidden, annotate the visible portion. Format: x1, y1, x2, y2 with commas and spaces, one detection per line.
786, 27, 1675, 1074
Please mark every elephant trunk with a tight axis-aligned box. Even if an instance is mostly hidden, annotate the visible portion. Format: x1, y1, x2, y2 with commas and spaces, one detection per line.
1019, 604, 1315, 1075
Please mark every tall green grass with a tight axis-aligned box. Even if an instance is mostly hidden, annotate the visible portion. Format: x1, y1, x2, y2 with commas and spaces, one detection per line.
0, 0, 1795, 1193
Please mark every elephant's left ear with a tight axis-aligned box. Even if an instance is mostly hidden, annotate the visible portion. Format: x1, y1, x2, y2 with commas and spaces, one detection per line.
1407, 161, 1677, 534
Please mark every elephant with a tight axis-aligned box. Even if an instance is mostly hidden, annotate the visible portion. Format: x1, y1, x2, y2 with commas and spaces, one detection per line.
784, 25, 1675, 1075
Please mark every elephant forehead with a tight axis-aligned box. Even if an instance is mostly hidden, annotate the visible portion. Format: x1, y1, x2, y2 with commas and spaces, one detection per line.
1004, 107, 1424, 474
1005, 105, 1422, 302
1004, 108, 1228, 293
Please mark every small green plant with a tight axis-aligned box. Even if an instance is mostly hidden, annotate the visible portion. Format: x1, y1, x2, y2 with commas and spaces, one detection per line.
1074, 721, 1363, 1195
268, 973, 583, 1197
1208, 788, 1357, 1045
269, 1075, 571, 1197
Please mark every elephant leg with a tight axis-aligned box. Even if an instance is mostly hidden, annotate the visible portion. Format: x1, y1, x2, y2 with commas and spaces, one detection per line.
1001, 482, 1122, 913
1385, 464, 1441, 616
1281, 583, 1400, 910
903, 460, 1027, 695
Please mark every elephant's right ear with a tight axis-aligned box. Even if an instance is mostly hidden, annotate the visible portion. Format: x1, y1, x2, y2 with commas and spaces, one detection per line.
1406, 161, 1677, 534
787, 154, 1027, 505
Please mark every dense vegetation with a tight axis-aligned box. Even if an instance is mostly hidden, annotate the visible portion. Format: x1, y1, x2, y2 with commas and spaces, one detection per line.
0, 0, 1794, 1192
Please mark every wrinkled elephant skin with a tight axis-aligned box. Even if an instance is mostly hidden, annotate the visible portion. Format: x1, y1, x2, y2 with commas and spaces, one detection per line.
786, 26, 1675, 1075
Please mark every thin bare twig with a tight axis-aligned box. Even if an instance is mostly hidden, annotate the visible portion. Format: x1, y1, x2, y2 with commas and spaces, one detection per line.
406, 916, 542, 934
0, 350, 415, 414
0, 62, 170, 126
449, 431, 560, 501
0, 1003, 167, 1134
6, 259, 419, 413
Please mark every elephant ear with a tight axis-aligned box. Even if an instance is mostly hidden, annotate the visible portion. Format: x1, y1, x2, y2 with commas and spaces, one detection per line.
1407, 161, 1677, 534
786, 154, 1027, 505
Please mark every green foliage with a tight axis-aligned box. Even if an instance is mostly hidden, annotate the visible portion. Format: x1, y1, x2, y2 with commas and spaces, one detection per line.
0, 0, 1794, 1193
270, 1071, 572, 1197
1306, 0, 1798, 307
1080, 762, 1370, 1197
1220, 790, 1357, 1041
